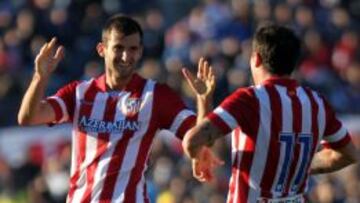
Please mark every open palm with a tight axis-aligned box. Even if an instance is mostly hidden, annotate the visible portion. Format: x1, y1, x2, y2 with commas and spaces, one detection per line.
35, 37, 64, 78
182, 57, 215, 99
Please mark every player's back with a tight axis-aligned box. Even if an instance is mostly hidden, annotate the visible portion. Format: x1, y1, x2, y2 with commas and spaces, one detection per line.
224, 79, 334, 202
208, 78, 350, 203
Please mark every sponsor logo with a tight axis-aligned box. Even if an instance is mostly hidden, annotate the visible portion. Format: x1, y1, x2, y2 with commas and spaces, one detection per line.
78, 115, 141, 133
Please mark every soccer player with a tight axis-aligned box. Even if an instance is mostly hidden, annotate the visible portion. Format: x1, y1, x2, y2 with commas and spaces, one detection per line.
182, 25, 359, 202
17, 15, 215, 202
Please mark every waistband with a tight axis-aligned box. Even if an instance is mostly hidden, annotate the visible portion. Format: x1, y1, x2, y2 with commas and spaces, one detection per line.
257, 194, 304, 203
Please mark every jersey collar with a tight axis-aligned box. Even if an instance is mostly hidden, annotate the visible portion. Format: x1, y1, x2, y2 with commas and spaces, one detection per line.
94, 73, 144, 92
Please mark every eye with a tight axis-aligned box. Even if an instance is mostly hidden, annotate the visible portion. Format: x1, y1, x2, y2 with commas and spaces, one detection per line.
113, 45, 124, 52
130, 46, 139, 52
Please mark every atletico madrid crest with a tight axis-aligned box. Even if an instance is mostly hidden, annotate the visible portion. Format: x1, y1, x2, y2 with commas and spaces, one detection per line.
120, 97, 142, 116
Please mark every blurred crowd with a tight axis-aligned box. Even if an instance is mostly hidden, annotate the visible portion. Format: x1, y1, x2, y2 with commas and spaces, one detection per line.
0, 0, 359, 202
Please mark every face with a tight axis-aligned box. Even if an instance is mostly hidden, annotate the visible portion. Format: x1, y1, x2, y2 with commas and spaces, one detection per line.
97, 29, 143, 80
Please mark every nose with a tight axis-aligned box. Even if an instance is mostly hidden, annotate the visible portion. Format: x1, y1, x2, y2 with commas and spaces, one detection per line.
121, 50, 130, 62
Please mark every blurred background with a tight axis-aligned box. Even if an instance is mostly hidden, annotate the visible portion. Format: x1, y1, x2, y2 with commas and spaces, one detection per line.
0, 0, 359, 202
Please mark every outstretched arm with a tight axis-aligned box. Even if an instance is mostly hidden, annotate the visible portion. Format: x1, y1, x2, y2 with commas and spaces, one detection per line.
310, 141, 358, 174
182, 58, 223, 182
18, 37, 64, 125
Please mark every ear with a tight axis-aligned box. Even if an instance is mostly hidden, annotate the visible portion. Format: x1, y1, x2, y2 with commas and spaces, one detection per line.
253, 52, 262, 68
96, 42, 105, 57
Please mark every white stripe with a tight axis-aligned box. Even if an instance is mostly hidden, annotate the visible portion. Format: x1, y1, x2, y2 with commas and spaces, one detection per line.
231, 130, 237, 164
70, 79, 95, 203
48, 96, 69, 122
73, 79, 94, 129
288, 87, 312, 194
311, 92, 325, 141
111, 80, 155, 201
169, 109, 195, 134
275, 85, 293, 132
324, 127, 347, 143
247, 86, 272, 202
297, 87, 312, 134
271, 85, 293, 196
136, 177, 146, 203
214, 107, 239, 130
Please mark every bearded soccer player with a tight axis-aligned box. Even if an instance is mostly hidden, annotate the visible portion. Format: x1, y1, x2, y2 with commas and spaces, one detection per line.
18, 15, 216, 202
182, 25, 359, 203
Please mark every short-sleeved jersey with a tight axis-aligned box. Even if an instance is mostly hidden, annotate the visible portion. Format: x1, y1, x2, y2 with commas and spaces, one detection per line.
47, 73, 196, 203
206, 77, 351, 203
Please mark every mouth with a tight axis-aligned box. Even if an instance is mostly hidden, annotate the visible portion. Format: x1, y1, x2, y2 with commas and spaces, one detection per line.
117, 63, 132, 68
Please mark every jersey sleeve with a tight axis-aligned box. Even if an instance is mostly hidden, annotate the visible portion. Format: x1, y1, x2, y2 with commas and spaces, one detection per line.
154, 83, 196, 139
207, 88, 258, 136
46, 81, 78, 124
321, 97, 352, 149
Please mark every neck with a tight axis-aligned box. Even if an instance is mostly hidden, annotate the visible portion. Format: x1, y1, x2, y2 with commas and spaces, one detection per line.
252, 67, 290, 85
253, 68, 273, 85
105, 71, 134, 90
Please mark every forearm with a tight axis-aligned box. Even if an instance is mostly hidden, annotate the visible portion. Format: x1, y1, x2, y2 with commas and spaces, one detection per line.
196, 95, 212, 124
183, 120, 223, 158
18, 73, 49, 125
310, 149, 356, 174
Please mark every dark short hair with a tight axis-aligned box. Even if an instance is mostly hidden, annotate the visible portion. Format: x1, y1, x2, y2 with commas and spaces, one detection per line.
252, 24, 301, 76
102, 14, 143, 44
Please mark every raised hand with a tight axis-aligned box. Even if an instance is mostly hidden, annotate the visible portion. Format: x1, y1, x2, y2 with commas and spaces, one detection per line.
35, 37, 64, 78
182, 57, 215, 99
192, 146, 224, 182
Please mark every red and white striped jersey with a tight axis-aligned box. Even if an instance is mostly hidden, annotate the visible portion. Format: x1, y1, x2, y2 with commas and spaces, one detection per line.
47, 73, 196, 203
207, 77, 351, 203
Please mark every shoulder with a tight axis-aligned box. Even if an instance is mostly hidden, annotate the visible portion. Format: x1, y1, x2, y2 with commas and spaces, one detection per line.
57, 80, 82, 92
227, 86, 256, 101
234, 86, 256, 96
154, 82, 179, 95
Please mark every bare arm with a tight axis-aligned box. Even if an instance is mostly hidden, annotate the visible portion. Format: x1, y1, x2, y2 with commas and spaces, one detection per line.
182, 118, 224, 159
18, 37, 64, 125
182, 58, 224, 182
310, 142, 358, 174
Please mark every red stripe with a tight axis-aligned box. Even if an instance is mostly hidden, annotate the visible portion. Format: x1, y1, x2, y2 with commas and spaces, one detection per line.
175, 115, 196, 139
98, 79, 146, 202
123, 109, 158, 202
322, 96, 342, 137
68, 82, 98, 203
236, 88, 259, 203
80, 96, 115, 203
323, 134, 351, 149
260, 85, 282, 198
47, 98, 63, 121
283, 88, 302, 196
298, 88, 319, 193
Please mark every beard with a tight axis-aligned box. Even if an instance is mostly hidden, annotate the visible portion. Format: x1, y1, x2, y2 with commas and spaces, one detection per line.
111, 62, 135, 79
